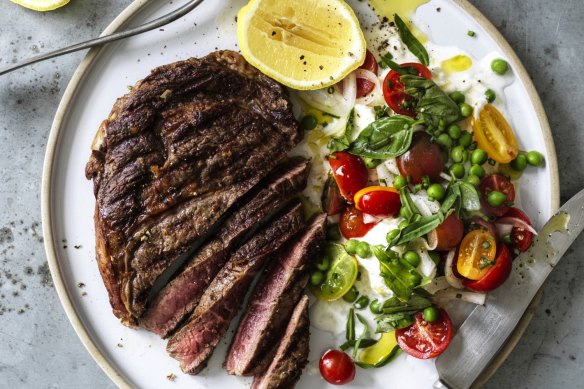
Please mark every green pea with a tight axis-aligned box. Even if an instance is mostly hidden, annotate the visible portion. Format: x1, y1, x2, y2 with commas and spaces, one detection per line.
491, 58, 509, 75
403, 250, 421, 267
356, 242, 371, 258
466, 174, 481, 187
387, 229, 400, 243
301, 115, 318, 131
393, 175, 408, 189
467, 30, 476, 37
468, 141, 478, 151
485, 89, 496, 103
345, 239, 359, 255
526, 150, 544, 167
451, 145, 466, 163
449, 91, 465, 104
427, 183, 446, 201
317, 256, 330, 271
354, 295, 370, 310
342, 286, 359, 303
423, 306, 439, 322
487, 190, 507, 207
310, 270, 324, 286
421, 175, 431, 189
326, 224, 341, 241
459, 131, 473, 147
447, 124, 462, 140
436, 133, 453, 149
511, 154, 528, 171
471, 148, 488, 165
398, 220, 409, 229
459, 103, 473, 118
364, 157, 382, 169
369, 299, 383, 314
450, 163, 466, 179
429, 251, 442, 265
469, 164, 485, 179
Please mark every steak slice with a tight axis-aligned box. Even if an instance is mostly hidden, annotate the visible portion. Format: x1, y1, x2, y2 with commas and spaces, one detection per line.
166, 203, 304, 374
251, 295, 310, 389
225, 213, 326, 376
85, 51, 301, 325
140, 158, 310, 338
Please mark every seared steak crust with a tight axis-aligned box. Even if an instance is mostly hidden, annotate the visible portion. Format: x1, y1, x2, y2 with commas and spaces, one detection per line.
140, 158, 310, 338
166, 203, 304, 374
85, 51, 301, 325
251, 295, 310, 389
225, 213, 326, 376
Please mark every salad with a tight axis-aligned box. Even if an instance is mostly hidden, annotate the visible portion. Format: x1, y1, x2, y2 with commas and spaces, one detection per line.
289, 11, 545, 385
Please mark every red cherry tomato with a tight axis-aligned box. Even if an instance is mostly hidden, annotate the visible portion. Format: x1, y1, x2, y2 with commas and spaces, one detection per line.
504, 207, 534, 253
328, 152, 368, 203
397, 132, 446, 184
340, 205, 376, 239
464, 244, 512, 292
354, 186, 401, 217
319, 349, 356, 385
433, 214, 464, 251
356, 49, 378, 98
479, 174, 516, 217
396, 309, 453, 359
383, 63, 432, 116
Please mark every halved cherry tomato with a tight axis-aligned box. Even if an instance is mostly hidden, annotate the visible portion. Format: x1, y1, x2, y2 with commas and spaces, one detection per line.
456, 230, 497, 280
464, 244, 512, 292
322, 176, 346, 216
319, 349, 356, 385
479, 174, 516, 217
468, 216, 498, 241
339, 205, 376, 239
356, 49, 378, 98
383, 63, 432, 116
328, 152, 368, 203
433, 214, 464, 251
471, 104, 519, 164
504, 207, 534, 253
354, 186, 400, 217
397, 132, 446, 184
396, 309, 453, 359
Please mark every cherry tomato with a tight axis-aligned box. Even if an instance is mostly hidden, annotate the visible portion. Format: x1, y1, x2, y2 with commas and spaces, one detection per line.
504, 207, 534, 253
396, 309, 453, 359
464, 244, 512, 292
479, 174, 516, 217
397, 132, 446, 184
433, 214, 464, 251
328, 152, 368, 203
356, 49, 378, 98
383, 63, 432, 116
468, 216, 498, 241
471, 104, 519, 164
340, 205, 376, 239
456, 230, 497, 280
354, 186, 401, 217
319, 349, 356, 385
322, 176, 346, 216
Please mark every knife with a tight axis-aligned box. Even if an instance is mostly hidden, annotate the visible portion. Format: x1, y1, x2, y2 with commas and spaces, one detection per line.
434, 188, 584, 389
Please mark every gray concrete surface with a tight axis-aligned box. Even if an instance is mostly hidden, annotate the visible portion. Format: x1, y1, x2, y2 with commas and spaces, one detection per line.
0, 0, 582, 388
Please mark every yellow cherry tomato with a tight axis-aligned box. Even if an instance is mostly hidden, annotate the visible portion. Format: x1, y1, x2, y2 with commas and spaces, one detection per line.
353, 186, 400, 216
457, 230, 497, 280
471, 104, 519, 164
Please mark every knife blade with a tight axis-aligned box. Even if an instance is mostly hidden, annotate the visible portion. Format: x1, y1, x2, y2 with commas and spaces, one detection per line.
434, 188, 584, 389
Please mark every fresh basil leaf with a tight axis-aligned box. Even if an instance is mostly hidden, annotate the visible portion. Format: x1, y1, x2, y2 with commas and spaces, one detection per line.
353, 313, 369, 359
348, 116, 418, 158
401, 75, 461, 128
374, 105, 390, 119
394, 14, 429, 66
375, 312, 414, 332
458, 181, 481, 211
378, 52, 394, 69
395, 214, 443, 246
375, 247, 422, 301
346, 307, 355, 343
340, 338, 378, 351
398, 187, 421, 221
381, 295, 432, 314
327, 109, 354, 153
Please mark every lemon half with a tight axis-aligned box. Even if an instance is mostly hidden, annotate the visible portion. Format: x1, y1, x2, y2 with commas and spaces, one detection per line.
237, 0, 366, 90
10, 0, 70, 11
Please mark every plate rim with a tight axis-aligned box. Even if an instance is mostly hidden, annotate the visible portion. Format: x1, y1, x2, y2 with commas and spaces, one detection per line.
41, 0, 560, 388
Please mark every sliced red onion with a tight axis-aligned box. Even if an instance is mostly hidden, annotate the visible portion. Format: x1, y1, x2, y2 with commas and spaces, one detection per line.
432, 289, 487, 306
423, 276, 450, 294
470, 216, 498, 238
444, 249, 464, 289
354, 68, 383, 106
496, 217, 538, 235
363, 213, 384, 224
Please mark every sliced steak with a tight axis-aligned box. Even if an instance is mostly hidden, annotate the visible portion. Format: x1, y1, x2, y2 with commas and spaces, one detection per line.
251, 295, 310, 389
166, 203, 304, 374
140, 158, 310, 338
225, 213, 326, 376
85, 51, 302, 325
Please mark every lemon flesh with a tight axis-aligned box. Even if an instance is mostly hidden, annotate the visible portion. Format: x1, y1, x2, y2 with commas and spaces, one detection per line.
237, 0, 366, 90
10, 0, 70, 11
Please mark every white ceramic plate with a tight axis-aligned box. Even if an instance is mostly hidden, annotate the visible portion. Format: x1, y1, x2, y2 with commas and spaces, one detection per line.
42, 0, 559, 388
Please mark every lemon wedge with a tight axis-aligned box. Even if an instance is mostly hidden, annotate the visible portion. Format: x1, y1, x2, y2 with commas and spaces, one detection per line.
237, 0, 366, 90
10, 0, 70, 11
